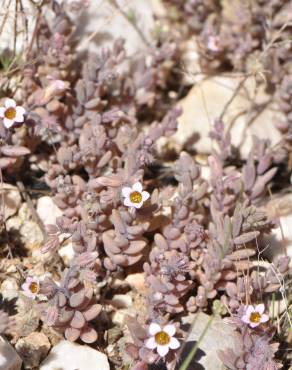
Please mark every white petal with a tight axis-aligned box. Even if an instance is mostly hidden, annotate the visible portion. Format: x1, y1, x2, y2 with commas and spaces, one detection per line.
241, 315, 250, 324
163, 324, 176, 337
22, 290, 34, 299
124, 198, 134, 207
169, 337, 180, 350
141, 191, 150, 202
133, 201, 143, 209
26, 277, 34, 284
32, 277, 40, 284
14, 114, 24, 123
149, 323, 161, 336
16, 106, 26, 116
3, 118, 14, 128
145, 337, 156, 350
260, 314, 269, 323
21, 283, 29, 291
255, 304, 265, 315
249, 322, 260, 328
157, 345, 169, 357
132, 182, 143, 193
0, 107, 5, 117
122, 187, 132, 198
5, 99, 16, 108
245, 305, 255, 316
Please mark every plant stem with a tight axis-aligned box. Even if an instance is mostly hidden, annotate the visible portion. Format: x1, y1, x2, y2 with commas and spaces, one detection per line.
178, 315, 214, 370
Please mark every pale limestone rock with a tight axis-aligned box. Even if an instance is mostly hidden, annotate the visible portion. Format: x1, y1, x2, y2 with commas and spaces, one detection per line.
36, 196, 63, 226
112, 294, 133, 309
15, 332, 50, 369
58, 242, 75, 266
1, 183, 21, 220
0, 336, 22, 370
182, 312, 237, 370
265, 194, 292, 261
0, 0, 37, 53
40, 340, 110, 370
1, 0, 155, 56
125, 272, 145, 292
6, 203, 43, 246
173, 76, 281, 158
180, 38, 203, 85
1, 279, 19, 300
69, 0, 155, 55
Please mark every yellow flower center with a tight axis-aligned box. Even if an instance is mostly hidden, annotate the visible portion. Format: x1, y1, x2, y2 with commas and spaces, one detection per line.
4, 107, 16, 120
250, 312, 261, 323
29, 282, 39, 294
130, 191, 142, 204
155, 331, 170, 345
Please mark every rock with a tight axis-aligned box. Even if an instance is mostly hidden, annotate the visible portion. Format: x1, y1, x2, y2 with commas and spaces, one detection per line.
1, 279, 19, 300
111, 309, 130, 326
15, 296, 40, 337
150, 0, 167, 17
70, 0, 155, 55
265, 194, 292, 261
0, 1, 36, 54
180, 38, 203, 85
173, 77, 281, 158
15, 332, 50, 369
0, 336, 22, 370
1, 183, 21, 220
181, 312, 238, 370
6, 203, 43, 247
36, 196, 63, 226
58, 242, 75, 266
112, 294, 133, 309
40, 340, 110, 370
125, 273, 146, 292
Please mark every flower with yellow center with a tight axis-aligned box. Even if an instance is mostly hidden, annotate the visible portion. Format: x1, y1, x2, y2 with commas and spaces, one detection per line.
122, 182, 150, 209
21, 276, 40, 300
241, 304, 269, 328
0, 99, 26, 129
145, 323, 180, 357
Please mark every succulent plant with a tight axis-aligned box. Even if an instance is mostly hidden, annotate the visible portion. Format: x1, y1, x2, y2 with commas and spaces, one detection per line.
41, 270, 102, 344
218, 306, 282, 370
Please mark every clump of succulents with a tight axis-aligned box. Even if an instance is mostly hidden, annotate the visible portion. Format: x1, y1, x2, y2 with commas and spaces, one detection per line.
0, 0, 290, 369
218, 304, 282, 370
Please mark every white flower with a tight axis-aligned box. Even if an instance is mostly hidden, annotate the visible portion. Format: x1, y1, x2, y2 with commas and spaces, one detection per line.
21, 276, 40, 299
241, 304, 269, 328
145, 323, 180, 357
0, 99, 26, 129
122, 182, 150, 209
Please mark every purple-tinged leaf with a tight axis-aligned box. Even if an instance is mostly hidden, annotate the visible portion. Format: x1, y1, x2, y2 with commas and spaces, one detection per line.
233, 231, 260, 244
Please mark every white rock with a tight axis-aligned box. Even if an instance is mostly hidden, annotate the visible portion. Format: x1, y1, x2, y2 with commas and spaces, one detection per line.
66, 0, 155, 55
180, 38, 203, 85
0, 183, 21, 220
174, 77, 281, 158
6, 203, 43, 246
1, 279, 19, 300
0, 0, 37, 53
58, 242, 75, 266
182, 312, 237, 370
112, 294, 133, 308
0, 336, 22, 370
265, 194, 292, 261
1, 0, 155, 56
15, 332, 50, 368
40, 340, 110, 370
125, 272, 145, 291
37, 196, 63, 226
